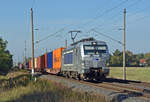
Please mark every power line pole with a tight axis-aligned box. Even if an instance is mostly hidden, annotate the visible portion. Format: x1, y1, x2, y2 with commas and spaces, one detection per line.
24, 40, 27, 69
31, 8, 35, 77
123, 8, 126, 80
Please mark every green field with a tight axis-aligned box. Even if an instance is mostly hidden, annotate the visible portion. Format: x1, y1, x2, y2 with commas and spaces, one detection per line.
109, 67, 150, 82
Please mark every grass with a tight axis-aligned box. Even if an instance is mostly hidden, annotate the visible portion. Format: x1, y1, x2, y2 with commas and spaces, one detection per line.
0, 71, 108, 102
109, 67, 150, 82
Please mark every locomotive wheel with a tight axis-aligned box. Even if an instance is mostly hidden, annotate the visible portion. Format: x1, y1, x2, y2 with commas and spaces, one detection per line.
65, 72, 70, 78
79, 74, 85, 80
96, 75, 105, 82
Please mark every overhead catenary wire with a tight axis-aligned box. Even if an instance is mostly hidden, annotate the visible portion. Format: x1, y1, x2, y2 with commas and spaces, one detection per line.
85, 0, 142, 31
35, 28, 65, 44
35, 0, 128, 45
91, 29, 123, 45
77, 0, 129, 30
35, 20, 83, 44
129, 5, 150, 16
124, 2, 150, 23
52, 0, 128, 40
124, 0, 142, 9
106, 4, 150, 32
84, 0, 143, 35
128, 14, 150, 24
84, 11, 123, 34
34, 0, 149, 51
85, 29, 122, 54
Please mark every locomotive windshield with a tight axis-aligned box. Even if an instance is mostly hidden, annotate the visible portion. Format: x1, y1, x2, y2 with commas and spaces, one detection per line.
84, 45, 107, 55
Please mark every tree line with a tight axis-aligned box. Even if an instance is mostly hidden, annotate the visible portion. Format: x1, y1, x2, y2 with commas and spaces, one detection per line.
0, 37, 13, 74
109, 49, 150, 67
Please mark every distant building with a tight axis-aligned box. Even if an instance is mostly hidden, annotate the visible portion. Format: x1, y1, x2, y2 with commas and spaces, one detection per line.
139, 59, 148, 67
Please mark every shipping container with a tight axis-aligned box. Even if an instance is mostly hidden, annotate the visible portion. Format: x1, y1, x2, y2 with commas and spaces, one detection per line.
29, 60, 32, 70
26, 62, 29, 69
41, 54, 45, 72
47, 51, 53, 68
37, 56, 41, 71
44, 53, 47, 68
53, 47, 65, 69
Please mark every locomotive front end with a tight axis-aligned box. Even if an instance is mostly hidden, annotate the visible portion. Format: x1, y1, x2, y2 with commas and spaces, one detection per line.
81, 41, 109, 80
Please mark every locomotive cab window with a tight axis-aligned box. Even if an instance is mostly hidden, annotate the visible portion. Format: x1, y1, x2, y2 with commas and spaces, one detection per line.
84, 45, 107, 55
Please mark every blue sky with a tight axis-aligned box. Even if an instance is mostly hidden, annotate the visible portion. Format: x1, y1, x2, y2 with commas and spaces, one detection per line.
0, 0, 150, 63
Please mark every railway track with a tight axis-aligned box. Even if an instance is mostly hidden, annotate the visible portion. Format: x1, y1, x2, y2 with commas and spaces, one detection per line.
105, 78, 150, 88
101, 82, 150, 98
76, 80, 150, 99
39, 73, 150, 100
57, 75, 150, 99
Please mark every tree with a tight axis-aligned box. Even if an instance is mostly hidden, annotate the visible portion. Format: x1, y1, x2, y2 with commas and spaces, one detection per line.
109, 49, 122, 66
109, 49, 139, 67
0, 37, 13, 73
145, 53, 150, 60
109, 49, 150, 67
144, 53, 150, 66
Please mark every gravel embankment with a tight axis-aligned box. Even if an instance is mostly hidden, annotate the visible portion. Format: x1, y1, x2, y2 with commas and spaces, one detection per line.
40, 74, 150, 102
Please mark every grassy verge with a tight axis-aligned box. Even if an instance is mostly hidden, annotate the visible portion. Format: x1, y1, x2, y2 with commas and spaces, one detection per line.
109, 67, 150, 82
0, 72, 108, 102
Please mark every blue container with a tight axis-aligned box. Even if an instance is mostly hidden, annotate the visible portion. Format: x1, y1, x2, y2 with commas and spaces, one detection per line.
47, 51, 53, 68
26, 62, 29, 68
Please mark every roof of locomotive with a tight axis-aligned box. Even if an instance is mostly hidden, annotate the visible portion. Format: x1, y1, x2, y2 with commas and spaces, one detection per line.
63, 37, 107, 51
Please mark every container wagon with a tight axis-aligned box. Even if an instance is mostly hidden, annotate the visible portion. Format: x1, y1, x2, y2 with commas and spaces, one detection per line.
37, 56, 42, 72
46, 51, 53, 73
41, 54, 46, 73
29, 60, 32, 71
46, 48, 65, 74
29, 37, 109, 81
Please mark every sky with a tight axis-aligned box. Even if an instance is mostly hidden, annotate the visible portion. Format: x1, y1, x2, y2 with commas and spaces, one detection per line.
0, 0, 150, 63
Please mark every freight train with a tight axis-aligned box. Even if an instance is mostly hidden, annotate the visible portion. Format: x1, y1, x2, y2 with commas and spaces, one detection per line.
27, 37, 109, 81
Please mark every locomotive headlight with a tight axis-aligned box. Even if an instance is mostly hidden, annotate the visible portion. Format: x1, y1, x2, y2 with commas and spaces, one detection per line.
81, 61, 85, 66
92, 42, 97, 45
106, 59, 109, 66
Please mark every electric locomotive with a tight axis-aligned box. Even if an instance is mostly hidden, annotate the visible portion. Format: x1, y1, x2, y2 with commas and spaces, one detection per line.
61, 37, 109, 81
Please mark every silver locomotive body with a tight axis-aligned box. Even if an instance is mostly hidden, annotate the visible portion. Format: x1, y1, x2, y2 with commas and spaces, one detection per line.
61, 38, 109, 80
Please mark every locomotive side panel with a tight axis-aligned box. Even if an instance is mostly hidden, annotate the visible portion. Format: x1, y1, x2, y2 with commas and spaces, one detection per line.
61, 46, 83, 78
